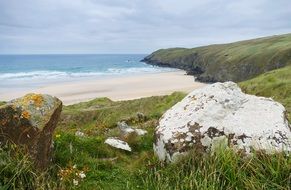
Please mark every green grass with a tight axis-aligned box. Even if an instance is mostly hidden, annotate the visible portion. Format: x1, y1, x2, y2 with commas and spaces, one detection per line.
130, 149, 291, 190
1, 88, 290, 189
240, 66, 291, 121
53, 92, 187, 189
59, 92, 186, 134
0, 144, 57, 190
0, 93, 186, 189
143, 33, 291, 82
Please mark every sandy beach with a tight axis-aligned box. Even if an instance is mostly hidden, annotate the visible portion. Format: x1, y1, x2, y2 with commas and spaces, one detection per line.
0, 71, 206, 105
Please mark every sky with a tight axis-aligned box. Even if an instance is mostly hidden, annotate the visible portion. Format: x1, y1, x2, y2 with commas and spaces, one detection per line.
0, 0, 291, 54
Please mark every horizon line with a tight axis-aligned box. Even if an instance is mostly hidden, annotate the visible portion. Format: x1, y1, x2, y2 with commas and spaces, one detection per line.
0, 53, 150, 56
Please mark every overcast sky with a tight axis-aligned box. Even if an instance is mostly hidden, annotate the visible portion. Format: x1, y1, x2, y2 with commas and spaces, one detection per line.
0, 0, 290, 54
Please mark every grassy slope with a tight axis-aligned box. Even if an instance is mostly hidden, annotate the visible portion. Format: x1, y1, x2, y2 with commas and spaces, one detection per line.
54, 92, 187, 189
143, 33, 291, 82
0, 93, 186, 189
2, 90, 290, 189
29, 69, 291, 189
239, 66, 291, 121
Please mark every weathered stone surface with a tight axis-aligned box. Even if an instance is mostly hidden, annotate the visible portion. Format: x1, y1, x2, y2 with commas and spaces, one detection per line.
154, 82, 291, 162
0, 93, 62, 169
105, 137, 132, 151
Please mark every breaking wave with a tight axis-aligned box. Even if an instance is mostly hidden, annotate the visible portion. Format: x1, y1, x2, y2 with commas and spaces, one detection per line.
0, 67, 176, 81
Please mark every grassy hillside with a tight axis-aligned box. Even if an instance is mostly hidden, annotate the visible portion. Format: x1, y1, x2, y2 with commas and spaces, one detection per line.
1, 90, 291, 189
142, 33, 291, 82
0, 93, 186, 189
240, 66, 291, 122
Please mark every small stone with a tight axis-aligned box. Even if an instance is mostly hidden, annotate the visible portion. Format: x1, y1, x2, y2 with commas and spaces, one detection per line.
105, 137, 132, 151
117, 121, 147, 136
117, 121, 135, 135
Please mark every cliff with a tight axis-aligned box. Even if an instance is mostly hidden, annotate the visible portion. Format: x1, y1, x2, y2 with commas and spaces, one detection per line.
142, 33, 291, 82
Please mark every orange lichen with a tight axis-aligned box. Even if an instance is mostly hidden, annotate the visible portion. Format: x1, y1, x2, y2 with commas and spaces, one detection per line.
21, 111, 31, 119
22, 93, 44, 107
31, 94, 44, 107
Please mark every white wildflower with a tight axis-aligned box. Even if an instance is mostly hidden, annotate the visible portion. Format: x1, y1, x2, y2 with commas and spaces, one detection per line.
79, 171, 86, 179
73, 179, 78, 186
75, 131, 85, 137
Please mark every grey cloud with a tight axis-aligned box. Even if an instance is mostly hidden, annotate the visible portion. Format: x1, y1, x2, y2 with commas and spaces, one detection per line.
0, 0, 290, 54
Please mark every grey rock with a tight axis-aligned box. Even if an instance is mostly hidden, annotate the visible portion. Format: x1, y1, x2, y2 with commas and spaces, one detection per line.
0, 93, 62, 169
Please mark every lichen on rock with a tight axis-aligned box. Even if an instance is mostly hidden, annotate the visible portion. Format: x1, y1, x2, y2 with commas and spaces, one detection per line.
154, 82, 291, 162
0, 93, 62, 169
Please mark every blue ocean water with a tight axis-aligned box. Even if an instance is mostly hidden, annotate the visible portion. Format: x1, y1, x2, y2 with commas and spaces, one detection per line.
0, 54, 174, 90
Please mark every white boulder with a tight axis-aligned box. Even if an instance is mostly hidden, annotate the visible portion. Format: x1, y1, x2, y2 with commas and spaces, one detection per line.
154, 82, 291, 162
105, 137, 132, 151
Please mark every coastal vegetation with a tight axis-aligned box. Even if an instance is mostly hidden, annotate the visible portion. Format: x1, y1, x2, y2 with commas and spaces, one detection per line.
1, 81, 290, 189
142, 33, 291, 83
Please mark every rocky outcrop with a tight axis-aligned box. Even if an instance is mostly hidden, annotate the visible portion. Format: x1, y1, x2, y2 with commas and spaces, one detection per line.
0, 93, 62, 169
154, 82, 291, 162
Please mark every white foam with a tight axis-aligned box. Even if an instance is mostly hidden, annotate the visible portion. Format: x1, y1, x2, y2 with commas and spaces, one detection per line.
0, 71, 102, 80
0, 67, 176, 81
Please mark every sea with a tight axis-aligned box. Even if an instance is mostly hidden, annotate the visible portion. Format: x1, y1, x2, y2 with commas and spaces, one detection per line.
0, 54, 175, 92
